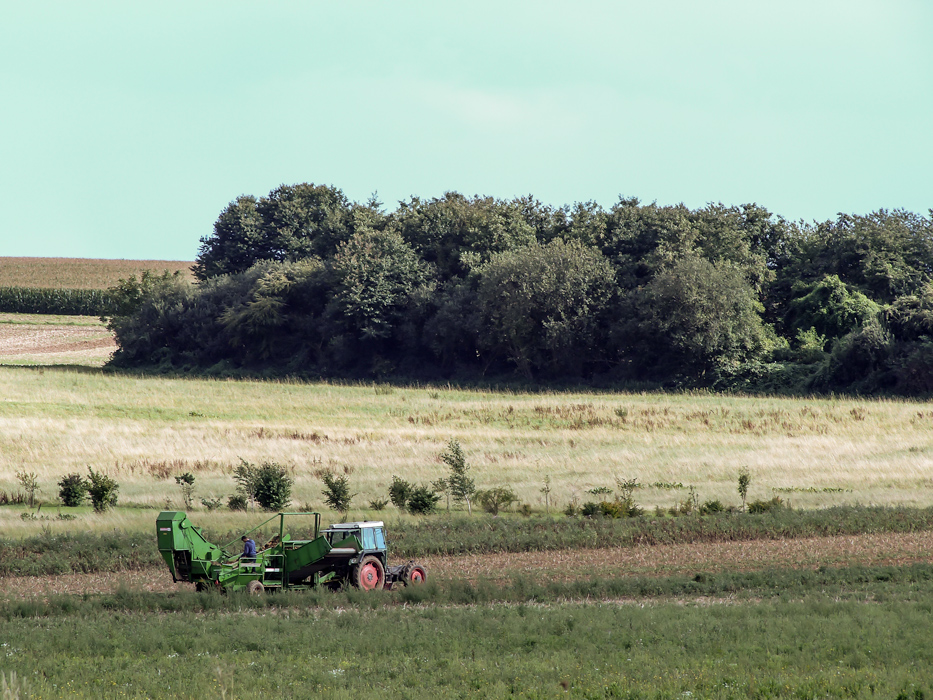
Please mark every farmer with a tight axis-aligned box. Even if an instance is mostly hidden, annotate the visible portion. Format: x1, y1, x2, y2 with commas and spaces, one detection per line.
241, 535, 256, 563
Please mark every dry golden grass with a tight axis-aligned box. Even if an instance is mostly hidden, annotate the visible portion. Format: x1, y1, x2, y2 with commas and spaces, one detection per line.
0, 257, 194, 290
1, 366, 932, 530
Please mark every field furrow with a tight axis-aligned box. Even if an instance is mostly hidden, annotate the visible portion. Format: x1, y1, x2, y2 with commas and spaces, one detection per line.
5, 529, 932, 599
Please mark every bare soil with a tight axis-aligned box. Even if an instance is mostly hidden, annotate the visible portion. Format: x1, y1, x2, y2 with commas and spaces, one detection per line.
4, 530, 933, 599
0, 323, 115, 365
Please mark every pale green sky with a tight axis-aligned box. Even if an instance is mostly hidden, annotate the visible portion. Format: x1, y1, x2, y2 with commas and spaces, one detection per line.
1, 1, 930, 260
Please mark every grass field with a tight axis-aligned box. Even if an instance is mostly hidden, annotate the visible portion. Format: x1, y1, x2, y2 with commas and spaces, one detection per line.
1, 571, 933, 699
0, 364, 932, 535
0, 257, 194, 289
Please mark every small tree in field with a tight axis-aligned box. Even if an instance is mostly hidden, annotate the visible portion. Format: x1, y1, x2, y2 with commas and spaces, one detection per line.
174, 472, 195, 509
16, 471, 40, 508
87, 468, 119, 513
441, 439, 475, 515
58, 473, 89, 507
738, 467, 751, 511
320, 471, 355, 518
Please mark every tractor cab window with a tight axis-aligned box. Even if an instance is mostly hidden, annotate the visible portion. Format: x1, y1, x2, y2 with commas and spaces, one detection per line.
361, 527, 376, 551
374, 528, 386, 550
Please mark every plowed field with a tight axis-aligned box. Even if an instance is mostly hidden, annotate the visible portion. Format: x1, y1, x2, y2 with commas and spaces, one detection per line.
6, 530, 933, 599
0, 317, 114, 366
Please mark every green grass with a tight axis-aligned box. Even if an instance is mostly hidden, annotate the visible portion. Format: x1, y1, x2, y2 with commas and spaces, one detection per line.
2, 567, 933, 698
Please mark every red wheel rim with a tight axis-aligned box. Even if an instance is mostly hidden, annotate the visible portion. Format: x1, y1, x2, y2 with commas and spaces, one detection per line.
360, 562, 381, 590
410, 568, 425, 583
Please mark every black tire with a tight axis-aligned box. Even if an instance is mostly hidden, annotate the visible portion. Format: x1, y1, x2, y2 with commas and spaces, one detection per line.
353, 555, 385, 591
402, 562, 428, 586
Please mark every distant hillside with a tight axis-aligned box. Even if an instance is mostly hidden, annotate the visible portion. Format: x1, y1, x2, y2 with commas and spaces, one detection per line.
0, 257, 195, 290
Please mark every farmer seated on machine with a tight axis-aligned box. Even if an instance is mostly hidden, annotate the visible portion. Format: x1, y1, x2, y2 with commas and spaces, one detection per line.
241, 536, 257, 563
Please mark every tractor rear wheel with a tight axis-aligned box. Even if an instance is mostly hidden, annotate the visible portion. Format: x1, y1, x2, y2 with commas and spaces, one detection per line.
354, 555, 385, 591
247, 580, 264, 596
403, 563, 427, 586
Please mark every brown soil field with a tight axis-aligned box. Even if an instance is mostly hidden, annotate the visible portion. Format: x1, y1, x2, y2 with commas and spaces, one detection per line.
0, 257, 194, 290
0, 321, 115, 366
5, 531, 932, 600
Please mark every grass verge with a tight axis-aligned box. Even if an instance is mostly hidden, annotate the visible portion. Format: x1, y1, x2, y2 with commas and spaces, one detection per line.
0, 564, 932, 698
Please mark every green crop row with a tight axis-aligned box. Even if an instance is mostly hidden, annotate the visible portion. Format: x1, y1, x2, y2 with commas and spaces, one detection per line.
0, 286, 116, 315
4, 504, 933, 577
1, 564, 933, 698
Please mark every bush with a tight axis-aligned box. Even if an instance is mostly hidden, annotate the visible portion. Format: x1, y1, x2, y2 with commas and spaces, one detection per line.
388, 476, 412, 512
320, 472, 354, 515
369, 498, 389, 511
476, 487, 517, 515
406, 484, 441, 515
253, 462, 293, 511
233, 459, 293, 511
86, 469, 119, 513
57, 473, 89, 507
748, 496, 784, 514
581, 501, 600, 518
700, 500, 725, 515
200, 496, 223, 511
227, 494, 247, 511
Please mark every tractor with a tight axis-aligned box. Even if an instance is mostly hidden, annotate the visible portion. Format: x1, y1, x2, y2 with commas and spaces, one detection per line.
156, 511, 427, 593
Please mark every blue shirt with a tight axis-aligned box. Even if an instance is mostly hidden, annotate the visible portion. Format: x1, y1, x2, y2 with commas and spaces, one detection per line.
243, 539, 256, 557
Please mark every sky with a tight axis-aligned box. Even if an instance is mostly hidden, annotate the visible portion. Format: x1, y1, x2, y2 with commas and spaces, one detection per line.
1, 1, 931, 261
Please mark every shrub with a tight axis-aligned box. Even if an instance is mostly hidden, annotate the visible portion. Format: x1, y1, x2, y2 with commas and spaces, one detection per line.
57, 473, 89, 507
700, 500, 725, 515
475, 486, 517, 516
227, 494, 248, 511
253, 462, 293, 511
388, 476, 412, 512
320, 471, 354, 515
406, 484, 441, 515
233, 459, 293, 511
581, 501, 600, 518
200, 496, 223, 511
518, 503, 533, 517
369, 498, 388, 511
748, 496, 784, 514
86, 469, 119, 513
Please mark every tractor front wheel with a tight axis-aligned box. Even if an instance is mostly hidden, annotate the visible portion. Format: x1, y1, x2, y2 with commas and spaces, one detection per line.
354, 556, 385, 591
247, 580, 265, 596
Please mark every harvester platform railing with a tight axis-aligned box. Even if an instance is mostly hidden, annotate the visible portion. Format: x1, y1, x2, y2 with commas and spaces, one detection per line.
220, 511, 321, 557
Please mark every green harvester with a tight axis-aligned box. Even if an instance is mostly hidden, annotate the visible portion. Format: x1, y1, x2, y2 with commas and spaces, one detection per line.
156, 511, 426, 593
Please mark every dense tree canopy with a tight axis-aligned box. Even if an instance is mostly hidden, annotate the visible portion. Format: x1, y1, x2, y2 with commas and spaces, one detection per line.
110, 185, 933, 394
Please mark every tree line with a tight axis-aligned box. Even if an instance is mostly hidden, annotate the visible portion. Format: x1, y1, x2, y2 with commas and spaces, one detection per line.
106, 183, 933, 394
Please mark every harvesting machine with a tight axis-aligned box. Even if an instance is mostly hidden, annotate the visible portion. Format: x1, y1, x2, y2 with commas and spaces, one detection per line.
156, 511, 427, 593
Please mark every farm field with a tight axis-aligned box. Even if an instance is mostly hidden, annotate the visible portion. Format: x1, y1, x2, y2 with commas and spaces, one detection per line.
0, 257, 194, 289
0, 362, 932, 518
1, 277, 932, 698
0, 313, 114, 367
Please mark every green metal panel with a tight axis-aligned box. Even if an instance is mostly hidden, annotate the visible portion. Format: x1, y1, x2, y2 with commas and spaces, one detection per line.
284, 535, 331, 572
